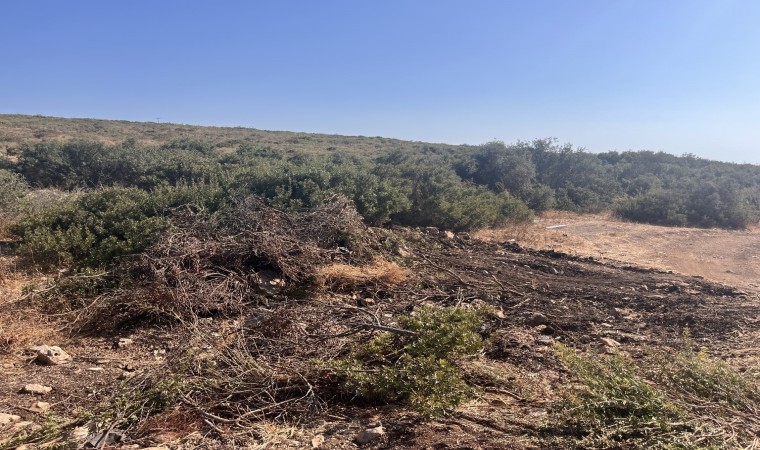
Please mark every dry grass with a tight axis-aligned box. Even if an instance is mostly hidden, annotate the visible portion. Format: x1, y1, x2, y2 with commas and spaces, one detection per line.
316, 258, 409, 290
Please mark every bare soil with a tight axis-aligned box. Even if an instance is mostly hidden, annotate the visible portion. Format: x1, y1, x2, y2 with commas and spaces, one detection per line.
477, 211, 760, 293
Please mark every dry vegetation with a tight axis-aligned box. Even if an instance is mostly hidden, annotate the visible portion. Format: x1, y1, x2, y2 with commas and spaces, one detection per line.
0, 114, 459, 158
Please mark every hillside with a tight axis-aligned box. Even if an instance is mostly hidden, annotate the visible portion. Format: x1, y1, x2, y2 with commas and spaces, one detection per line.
1, 115, 760, 449
0, 114, 459, 157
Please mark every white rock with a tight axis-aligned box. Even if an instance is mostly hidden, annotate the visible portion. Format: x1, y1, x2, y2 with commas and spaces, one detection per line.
0, 412, 21, 424
31, 345, 71, 365
22, 384, 52, 395
30, 401, 51, 413
311, 434, 325, 448
116, 338, 134, 348
356, 426, 385, 444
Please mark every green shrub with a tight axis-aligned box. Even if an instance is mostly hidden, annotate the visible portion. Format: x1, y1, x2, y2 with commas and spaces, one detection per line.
651, 331, 760, 412
330, 306, 483, 418
0, 168, 28, 213
9, 183, 226, 269
550, 343, 703, 449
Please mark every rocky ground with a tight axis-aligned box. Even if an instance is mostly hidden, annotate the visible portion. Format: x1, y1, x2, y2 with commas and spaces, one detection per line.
1, 222, 759, 449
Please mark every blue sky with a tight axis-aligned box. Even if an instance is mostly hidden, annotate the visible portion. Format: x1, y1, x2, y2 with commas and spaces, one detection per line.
2, 1, 759, 164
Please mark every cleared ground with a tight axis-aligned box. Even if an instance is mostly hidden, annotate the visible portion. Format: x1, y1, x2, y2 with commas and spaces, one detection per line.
477, 211, 760, 293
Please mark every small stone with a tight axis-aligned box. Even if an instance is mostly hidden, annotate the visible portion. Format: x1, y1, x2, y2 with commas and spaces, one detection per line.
71, 422, 96, 442
526, 313, 549, 327
356, 426, 385, 444
117, 371, 136, 380
311, 434, 325, 448
536, 336, 554, 345
0, 412, 21, 424
116, 338, 134, 349
30, 401, 51, 413
32, 345, 71, 365
22, 384, 52, 395
86, 429, 125, 448
358, 297, 376, 307
12, 421, 35, 432
600, 337, 621, 348
441, 230, 455, 240
86, 367, 104, 371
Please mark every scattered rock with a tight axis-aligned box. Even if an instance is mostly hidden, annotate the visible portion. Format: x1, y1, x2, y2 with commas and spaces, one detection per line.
598, 337, 622, 354
311, 434, 325, 448
358, 297, 376, 307
396, 246, 410, 258
87, 367, 104, 372
22, 384, 52, 395
116, 338, 134, 349
441, 230, 455, 240
0, 412, 21, 425
11, 421, 35, 432
30, 401, 51, 413
526, 312, 549, 327
71, 422, 97, 442
536, 336, 554, 345
117, 371, 136, 380
85, 429, 125, 448
31, 345, 71, 365
356, 426, 385, 444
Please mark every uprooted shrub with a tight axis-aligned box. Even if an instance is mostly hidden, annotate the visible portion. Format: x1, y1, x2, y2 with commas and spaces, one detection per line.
649, 331, 760, 414
328, 306, 483, 418
549, 343, 721, 449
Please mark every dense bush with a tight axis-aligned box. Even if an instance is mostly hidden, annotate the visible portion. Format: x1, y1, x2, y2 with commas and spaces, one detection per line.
331, 306, 483, 418
0, 168, 28, 213
7, 136, 760, 232
10, 183, 226, 269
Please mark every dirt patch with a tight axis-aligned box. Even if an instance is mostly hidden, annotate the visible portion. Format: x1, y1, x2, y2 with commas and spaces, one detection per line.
477, 211, 760, 293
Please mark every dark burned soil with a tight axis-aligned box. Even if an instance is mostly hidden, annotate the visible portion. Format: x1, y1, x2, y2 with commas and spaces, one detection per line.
2, 226, 760, 449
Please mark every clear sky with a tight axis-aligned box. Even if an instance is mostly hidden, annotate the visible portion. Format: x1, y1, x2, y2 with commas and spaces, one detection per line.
2, 1, 760, 164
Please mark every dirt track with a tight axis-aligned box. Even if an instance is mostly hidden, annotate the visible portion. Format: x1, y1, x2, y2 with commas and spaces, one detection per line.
478, 212, 760, 294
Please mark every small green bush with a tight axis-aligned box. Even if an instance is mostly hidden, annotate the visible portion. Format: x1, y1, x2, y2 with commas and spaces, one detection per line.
331, 306, 483, 418
550, 343, 705, 449
0, 168, 28, 214
651, 331, 760, 412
